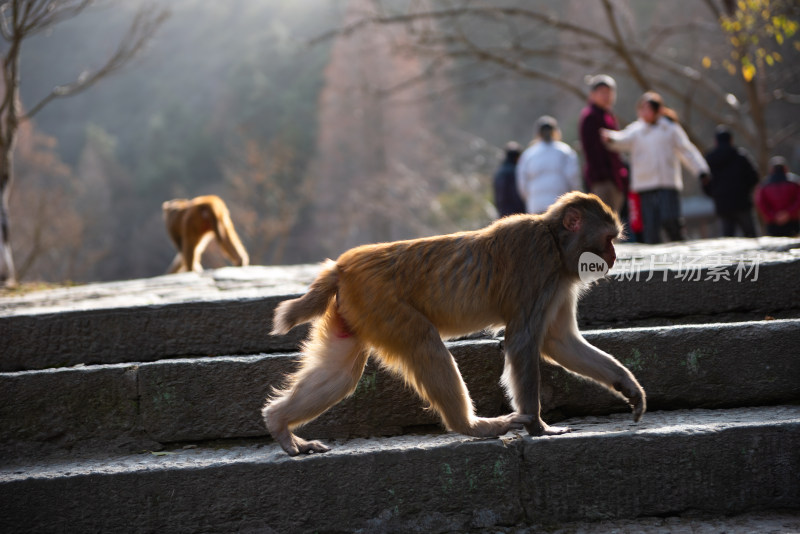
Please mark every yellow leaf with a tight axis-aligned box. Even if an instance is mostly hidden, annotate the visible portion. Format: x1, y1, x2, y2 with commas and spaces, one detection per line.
766, 55, 774, 66
702, 56, 712, 68
742, 62, 756, 81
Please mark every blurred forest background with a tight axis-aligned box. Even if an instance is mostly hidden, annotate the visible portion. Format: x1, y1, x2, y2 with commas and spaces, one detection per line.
7, 0, 800, 283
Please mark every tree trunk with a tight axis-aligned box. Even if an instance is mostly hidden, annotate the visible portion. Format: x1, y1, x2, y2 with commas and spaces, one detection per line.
743, 76, 770, 175
0, 149, 16, 287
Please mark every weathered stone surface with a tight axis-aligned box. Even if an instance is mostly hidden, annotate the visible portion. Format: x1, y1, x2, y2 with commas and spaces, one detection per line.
1, 320, 797, 456
521, 512, 800, 534
0, 364, 139, 454
522, 407, 800, 523
1, 239, 798, 371
0, 295, 310, 372
0, 406, 797, 533
581, 256, 800, 326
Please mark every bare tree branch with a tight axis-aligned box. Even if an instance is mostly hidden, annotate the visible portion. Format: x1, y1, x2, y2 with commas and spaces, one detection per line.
769, 121, 800, 147
21, 0, 93, 36
22, 6, 169, 120
645, 20, 719, 51
702, 0, 724, 19
446, 28, 586, 99
315, 0, 797, 175
312, 5, 622, 53
601, 0, 649, 90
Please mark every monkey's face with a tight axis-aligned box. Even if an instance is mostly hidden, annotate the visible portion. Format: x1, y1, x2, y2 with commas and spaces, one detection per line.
561, 206, 621, 277
599, 232, 618, 269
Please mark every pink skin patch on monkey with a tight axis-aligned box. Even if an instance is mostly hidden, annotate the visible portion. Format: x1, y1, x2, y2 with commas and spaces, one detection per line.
332, 309, 354, 339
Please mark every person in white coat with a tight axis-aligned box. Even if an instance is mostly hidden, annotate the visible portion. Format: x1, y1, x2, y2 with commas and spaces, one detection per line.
602, 92, 709, 244
516, 116, 582, 214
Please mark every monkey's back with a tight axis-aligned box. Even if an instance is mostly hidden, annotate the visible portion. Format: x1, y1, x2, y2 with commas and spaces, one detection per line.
334, 217, 552, 338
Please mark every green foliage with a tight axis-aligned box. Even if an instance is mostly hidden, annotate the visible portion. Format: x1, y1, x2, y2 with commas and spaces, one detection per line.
718, 0, 799, 80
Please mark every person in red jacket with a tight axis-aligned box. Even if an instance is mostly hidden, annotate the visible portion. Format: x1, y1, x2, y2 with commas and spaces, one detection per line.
755, 156, 800, 237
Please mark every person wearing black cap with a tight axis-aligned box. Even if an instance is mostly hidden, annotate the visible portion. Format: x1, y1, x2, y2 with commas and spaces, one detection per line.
702, 126, 759, 237
492, 141, 526, 218
756, 156, 800, 237
579, 74, 628, 214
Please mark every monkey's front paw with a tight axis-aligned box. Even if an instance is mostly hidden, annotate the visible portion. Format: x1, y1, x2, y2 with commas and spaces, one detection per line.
623, 384, 646, 423
614, 380, 646, 423
630, 394, 646, 423
525, 420, 571, 437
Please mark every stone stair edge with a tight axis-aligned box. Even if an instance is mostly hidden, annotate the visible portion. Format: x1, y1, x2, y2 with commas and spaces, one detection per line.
1, 406, 797, 532
2, 317, 797, 375
2, 317, 797, 459
2, 236, 799, 318
2, 405, 798, 478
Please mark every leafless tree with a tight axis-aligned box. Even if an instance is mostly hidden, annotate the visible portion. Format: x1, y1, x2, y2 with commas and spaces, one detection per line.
0, 0, 169, 286
317, 0, 798, 174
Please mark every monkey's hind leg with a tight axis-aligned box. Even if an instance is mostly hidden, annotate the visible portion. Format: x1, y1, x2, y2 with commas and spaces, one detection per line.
263, 305, 368, 456
373, 309, 533, 439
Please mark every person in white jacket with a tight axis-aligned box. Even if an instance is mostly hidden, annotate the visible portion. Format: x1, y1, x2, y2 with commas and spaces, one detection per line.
516, 116, 582, 214
602, 91, 709, 244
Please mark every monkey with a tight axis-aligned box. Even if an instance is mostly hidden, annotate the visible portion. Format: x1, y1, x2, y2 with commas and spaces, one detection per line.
162, 195, 249, 273
263, 191, 645, 456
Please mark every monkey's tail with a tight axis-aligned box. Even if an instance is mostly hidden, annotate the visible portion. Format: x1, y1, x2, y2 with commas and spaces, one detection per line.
271, 259, 339, 335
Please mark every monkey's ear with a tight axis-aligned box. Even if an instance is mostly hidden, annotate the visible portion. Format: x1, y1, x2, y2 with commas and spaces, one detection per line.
563, 207, 582, 232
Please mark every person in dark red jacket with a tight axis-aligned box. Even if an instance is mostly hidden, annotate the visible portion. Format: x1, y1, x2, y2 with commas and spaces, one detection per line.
755, 156, 800, 237
579, 74, 628, 214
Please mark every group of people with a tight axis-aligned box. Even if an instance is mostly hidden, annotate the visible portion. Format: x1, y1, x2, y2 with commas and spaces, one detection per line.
493, 74, 800, 242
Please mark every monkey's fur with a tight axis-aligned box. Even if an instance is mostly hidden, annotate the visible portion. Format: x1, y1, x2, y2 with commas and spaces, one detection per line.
162, 195, 249, 273
264, 192, 645, 456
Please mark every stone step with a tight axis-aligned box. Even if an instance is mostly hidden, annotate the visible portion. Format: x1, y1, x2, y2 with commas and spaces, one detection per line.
4, 261, 800, 373
519, 512, 800, 534
6, 244, 800, 371
2, 319, 797, 459
1, 406, 797, 533
1, 238, 799, 372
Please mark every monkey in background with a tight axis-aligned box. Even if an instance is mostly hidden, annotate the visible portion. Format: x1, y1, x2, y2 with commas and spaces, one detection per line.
162, 195, 249, 273
264, 192, 646, 456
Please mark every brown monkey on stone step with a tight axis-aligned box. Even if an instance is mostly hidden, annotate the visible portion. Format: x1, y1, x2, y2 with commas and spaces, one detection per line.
162, 195, 249, 273
264, 191, 645, 456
